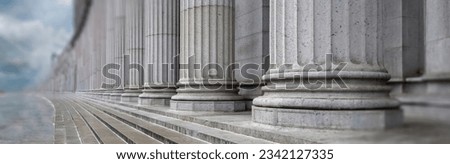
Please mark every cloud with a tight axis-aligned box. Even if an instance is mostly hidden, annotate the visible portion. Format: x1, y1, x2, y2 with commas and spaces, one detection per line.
56, 0, 72, 6
0, 0, 73, 91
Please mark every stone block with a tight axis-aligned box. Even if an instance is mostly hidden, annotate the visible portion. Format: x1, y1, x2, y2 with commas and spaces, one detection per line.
171, 100, 246, 112
253, 106, 403, 130
121, 90, 141, 103
139, 98, 171, 106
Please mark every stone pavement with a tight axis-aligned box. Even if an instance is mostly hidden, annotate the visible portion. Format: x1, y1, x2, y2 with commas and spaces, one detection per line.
48, 94, 272, 144
46, 93, 450, 144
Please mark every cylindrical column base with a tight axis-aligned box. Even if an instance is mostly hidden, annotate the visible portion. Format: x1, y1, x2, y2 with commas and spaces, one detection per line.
110, 89, 124, 101
252, 71, 403, 130
139, 86, 177, 106
171, 84, 246, 112
121, 89, 142, 103
252, 106, 403, 130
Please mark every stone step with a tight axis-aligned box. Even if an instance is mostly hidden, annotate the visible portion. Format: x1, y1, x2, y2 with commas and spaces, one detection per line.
51, 100, 66, 144
80, 97, 274, 144
64, 100, 99, 144
65, 99, 126, 144
58, 99, 81, 144
73, 100, 162, 144
84, 95, 308, 144
83, 100, 208, 144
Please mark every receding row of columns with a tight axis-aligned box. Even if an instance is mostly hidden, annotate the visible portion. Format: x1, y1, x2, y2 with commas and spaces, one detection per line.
139, 0, 180, 106
72, 0, 450, 130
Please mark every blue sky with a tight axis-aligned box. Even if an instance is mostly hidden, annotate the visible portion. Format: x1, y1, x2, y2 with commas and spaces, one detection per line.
0, 0, 73, 92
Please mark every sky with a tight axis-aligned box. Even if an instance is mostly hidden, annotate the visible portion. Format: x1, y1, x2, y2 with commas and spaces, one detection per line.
0, 0, 73, 92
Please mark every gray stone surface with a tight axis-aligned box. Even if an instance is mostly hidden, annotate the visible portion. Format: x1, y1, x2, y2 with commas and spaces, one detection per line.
171, 0, 245, 111
83, 95, 274, 144
121, 0, 144, 101
0, 94, 56, 144
383, 0, 424, 95
171, 100, 246, 112
235, 0, 269, 110
399, 0, 450, 126
79, 94, 450, 143
252, 0, 402, 130
85, 100, 207, 144
139, 0, 179, 106
121, 89, 142, 103
252, 106, 403, 130
65, 100, 99, 144
77, 100, 162, 144
139, 96, 172, 106
42, 0, 450, 140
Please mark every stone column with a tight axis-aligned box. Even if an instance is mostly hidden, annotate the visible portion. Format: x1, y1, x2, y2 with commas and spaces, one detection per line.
99, 0, 107, 98
110, 0, 126, 101
235, 0, 270, 110
93, 0, 99, 96
121, 0, 144, 103
89, 3, 97, 96
383, 0, 424, 95
103, 0, 115, 99
171, 0, 245, 111
423, 0, 450, 94
139, 0, 180, 106
92, 0, 105, 98
252, 0, 402, 130
400, 0, 450, 124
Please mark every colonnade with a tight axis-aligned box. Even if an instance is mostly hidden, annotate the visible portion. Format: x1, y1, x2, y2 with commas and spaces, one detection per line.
45, 0, 450, 130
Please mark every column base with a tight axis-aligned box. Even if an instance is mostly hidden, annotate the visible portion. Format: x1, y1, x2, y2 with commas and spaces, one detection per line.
171, 83, 245, 112
121, 90, 142, 103
252, 106, 403, 130
401, 99, 450, 126
239, 83, 263, 111
110, 89, 124, 101
139, 98, 171, 106
399, 79, 450, 125
387, 79, 406, 96
171, 100, 246, 112
139, 88, 176, 106
102, 92, 111, 100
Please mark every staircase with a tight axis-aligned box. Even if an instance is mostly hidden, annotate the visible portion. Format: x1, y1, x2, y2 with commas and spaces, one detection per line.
49, 95, 274, 144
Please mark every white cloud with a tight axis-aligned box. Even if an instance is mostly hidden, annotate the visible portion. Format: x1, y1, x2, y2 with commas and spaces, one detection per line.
0, 0, 73, 91
0, 13, 72, 88
56, 0, 72, 6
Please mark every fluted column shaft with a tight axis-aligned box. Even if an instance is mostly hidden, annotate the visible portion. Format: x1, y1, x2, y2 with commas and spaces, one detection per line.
424, 0, 450, 82
252, 0, 402, 130
103, 0, 115, 99
88, 3, 94, 93
400, 0, 450, 124
110, 0, 126, 100
90, 1, 99, 94
139, 0, 180, 106
121, 0, 144, 103
170, 0, 245, 111
91, 0, 107, 97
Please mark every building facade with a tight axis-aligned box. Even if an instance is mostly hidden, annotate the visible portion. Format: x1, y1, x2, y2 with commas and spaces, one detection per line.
43, 0, 450, 131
